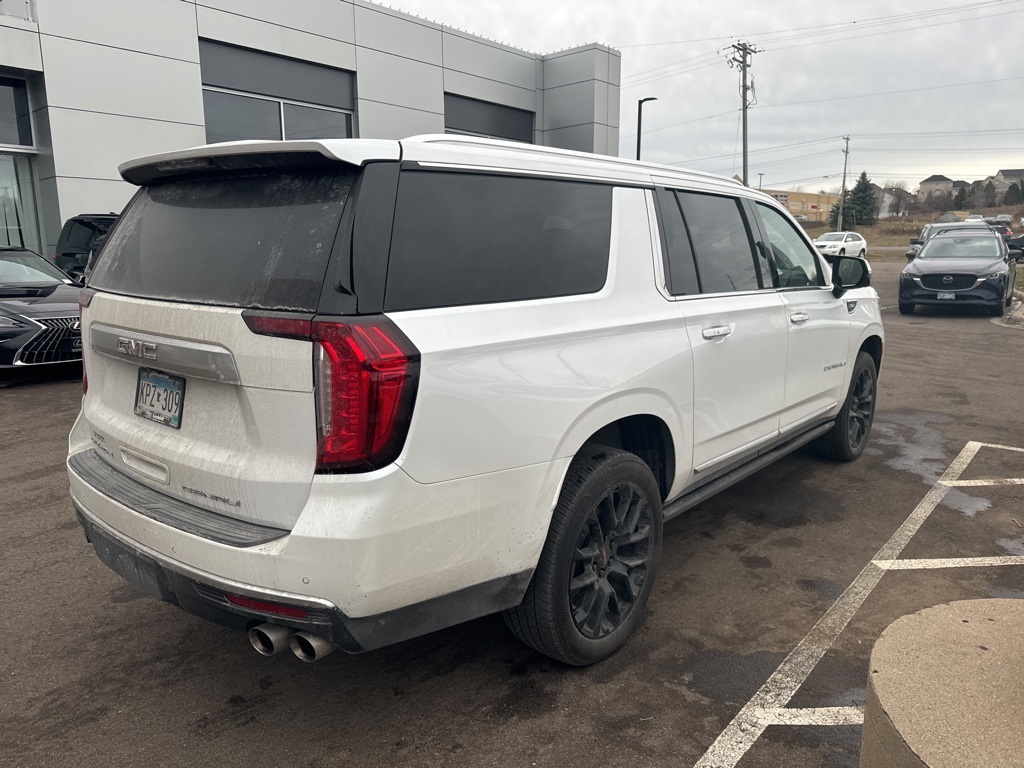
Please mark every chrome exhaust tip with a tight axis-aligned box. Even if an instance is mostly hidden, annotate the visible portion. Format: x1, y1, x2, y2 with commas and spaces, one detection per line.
248, 623, 294, 656
289, 631, 336, 662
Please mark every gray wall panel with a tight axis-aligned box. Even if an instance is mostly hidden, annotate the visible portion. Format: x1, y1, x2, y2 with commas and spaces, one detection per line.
442, 32, 535, 90
354, 3, 441, 66
443, 70, 537, 113
196, 5, 358, 71
39, 37, 204, 123
47, 108, 205, 180
543, 123, 599, 153
196, 0, 355, 44
356, 99, 443, 139
0, 18, 42, 71
35, 0, 199, 61
543, 80, 599, 132
356, 48, 443, 116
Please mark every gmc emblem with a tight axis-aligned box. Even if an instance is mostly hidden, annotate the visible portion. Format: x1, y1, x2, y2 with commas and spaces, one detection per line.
116, 337, 157, 360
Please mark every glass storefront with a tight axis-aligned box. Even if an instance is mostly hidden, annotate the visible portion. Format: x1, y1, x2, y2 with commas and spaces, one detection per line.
0, 154, 40, 254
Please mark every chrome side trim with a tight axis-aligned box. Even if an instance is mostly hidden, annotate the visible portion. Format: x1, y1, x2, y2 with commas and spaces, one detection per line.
91, 323, 241, 384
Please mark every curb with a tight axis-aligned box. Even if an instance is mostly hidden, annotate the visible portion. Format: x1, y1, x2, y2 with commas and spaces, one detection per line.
1007, 290, 1024, 327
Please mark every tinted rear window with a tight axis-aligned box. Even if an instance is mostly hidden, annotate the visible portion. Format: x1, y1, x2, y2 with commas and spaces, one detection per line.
385, 172, 612, 311
89, 170, 353, 311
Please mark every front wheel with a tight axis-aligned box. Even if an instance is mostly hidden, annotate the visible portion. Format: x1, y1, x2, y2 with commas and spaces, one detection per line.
839, 248, 846, 257
813, 351, 877, 461
503, 446, 663, 666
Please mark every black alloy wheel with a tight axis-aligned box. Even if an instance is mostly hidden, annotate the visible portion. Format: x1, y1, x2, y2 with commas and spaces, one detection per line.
813, 351, 877, 461
503, 446, 663, 665
569, 481, 655, 640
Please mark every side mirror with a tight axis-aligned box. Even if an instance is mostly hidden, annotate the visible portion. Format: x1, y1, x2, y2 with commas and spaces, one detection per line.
905, 251, 916, 261
832, 255, 870, 298
909, 238, 921, 246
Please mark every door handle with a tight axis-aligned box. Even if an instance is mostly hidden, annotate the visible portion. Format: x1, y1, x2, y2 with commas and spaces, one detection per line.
790, 312, 809, 324
702, 325, 732, 340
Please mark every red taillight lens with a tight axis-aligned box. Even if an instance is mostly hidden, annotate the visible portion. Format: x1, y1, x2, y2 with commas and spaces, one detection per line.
243, 312, 419, 473
224, 594, 309, 619
313, 319, 419, 472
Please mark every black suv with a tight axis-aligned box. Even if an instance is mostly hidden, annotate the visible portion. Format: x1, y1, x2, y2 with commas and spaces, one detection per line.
54, 213, 117, 278
900, 230, 1016, 316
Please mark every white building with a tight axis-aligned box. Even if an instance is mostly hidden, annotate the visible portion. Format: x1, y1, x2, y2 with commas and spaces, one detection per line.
0, 0, 621, 253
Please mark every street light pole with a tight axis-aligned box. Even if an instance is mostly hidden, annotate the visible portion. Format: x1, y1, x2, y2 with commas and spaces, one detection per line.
758, 173, 764, 190
636, 97, 657, 161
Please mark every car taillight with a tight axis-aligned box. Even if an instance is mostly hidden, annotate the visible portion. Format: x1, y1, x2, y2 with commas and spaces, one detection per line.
243, 312, 419, 473
79, 289, 94, 394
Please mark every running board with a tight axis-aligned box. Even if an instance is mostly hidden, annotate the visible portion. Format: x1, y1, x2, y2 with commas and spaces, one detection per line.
662, 421, 835, 522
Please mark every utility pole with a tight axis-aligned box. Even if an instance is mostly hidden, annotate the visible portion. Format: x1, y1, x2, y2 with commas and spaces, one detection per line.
728, 42, 760, 186
837, 136, 850, 231
758, 172, 764, 190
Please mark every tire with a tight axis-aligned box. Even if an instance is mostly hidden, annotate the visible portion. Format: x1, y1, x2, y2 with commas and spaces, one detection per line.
839, 249, 846, 257
813, 351, 877, 462
858, 249, 866, 258
1005, 292, 1013, 308
898, 302, 914, 315
503, 446, 663, 666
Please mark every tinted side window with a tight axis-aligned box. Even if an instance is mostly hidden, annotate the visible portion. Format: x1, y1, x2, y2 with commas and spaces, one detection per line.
676, 192, 759, 293
385, 172, 612, 311
654, 188, 699, 295
756, 203, 824, 288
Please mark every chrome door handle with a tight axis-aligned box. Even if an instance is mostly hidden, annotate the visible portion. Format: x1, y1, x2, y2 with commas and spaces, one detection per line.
790, 312, 809, 324
702, 325, 732, 340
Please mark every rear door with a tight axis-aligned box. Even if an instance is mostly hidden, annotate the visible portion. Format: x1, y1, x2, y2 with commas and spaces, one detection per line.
749, 201, 851, 432
82, 164, 356, 530
655, 188, 788, 477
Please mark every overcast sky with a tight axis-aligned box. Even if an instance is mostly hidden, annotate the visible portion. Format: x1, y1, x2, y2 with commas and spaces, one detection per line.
386, 0, 1023, 193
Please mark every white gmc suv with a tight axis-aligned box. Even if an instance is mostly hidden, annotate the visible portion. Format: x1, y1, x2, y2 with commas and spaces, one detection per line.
68, 136, 882, 666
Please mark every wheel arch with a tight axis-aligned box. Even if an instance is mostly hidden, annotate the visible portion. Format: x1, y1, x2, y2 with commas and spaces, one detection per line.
554, 391, 684, 502
859, 334, 883, 375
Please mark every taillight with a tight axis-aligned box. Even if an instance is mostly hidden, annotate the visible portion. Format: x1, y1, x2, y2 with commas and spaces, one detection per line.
79, 289, 94, 394
224, 593, 309, 619
243, 312, 419, 472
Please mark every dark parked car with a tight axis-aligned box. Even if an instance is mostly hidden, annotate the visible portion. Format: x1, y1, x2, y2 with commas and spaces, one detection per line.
0, 247, 83, 367
1008, 235, 1024, 263
899, 231, 1016, 317
905, 221, 995, 260
54, 213, 117, 278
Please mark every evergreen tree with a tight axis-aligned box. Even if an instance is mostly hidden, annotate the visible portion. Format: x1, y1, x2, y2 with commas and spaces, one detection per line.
848, 171, 878, 226
1004, 183, 1022, 206
983, 181, 997, 207
828, 192, 853, 229
953, 187, 967, 210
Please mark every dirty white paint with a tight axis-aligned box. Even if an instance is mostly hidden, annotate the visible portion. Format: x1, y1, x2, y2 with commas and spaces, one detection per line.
876, 556, 1024, 570
693, 441, 985, 768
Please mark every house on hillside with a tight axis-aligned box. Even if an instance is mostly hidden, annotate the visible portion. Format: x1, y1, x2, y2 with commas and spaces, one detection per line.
917, 175, 953, 198
992, 169, 1024, 192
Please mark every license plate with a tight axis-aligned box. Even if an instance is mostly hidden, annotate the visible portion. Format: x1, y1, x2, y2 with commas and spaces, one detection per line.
937, 291, 955, 300
134, 368, 185, 429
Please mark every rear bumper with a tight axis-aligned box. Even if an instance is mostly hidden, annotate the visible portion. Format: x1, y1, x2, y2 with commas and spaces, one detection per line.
73, 504, 530, 652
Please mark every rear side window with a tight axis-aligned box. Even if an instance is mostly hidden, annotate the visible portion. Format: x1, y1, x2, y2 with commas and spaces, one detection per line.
385, 172, 612, 311
89, 170, 354, 311
675, 191, 760, 294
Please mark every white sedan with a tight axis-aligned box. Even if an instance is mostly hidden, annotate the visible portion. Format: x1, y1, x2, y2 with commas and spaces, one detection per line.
813, 231, 868, 259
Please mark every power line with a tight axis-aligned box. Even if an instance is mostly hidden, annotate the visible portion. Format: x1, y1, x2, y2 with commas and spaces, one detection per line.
758, 75, 1024, 110
619, 109, 737, 141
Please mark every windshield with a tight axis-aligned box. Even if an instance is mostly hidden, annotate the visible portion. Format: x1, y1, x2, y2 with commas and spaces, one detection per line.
817, 233, 844, 242
0, 251, 69, 284
919, 236, 1001, 260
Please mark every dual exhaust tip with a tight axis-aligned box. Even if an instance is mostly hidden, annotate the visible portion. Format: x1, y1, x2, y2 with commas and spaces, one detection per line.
248, 623, 335, 662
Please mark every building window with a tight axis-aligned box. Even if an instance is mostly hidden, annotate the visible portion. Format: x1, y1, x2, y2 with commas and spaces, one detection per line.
199, 40, 355, 144
0, 154, 41, 253
0, 77, 32, 147
444, 93, 534, 143
202, 87, 352, 144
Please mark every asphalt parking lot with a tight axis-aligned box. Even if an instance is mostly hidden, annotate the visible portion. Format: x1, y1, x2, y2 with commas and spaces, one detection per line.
2, 261, 1022, 768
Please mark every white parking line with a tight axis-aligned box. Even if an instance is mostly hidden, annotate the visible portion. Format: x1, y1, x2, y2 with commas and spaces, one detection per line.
693, 441, 982, 768
942, 478, 1024, 487
757, 707, 865, 727
876, 556, 1024, 570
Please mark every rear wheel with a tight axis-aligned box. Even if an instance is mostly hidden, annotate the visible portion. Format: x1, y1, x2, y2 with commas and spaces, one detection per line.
813, 351, 877, 462
858, 249, 866, 258
503, 446, 663, 666
898, 302, 915, 315
839, 248, 846, 257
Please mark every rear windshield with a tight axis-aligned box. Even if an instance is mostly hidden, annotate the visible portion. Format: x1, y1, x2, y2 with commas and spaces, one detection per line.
89, 170, 354, 311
